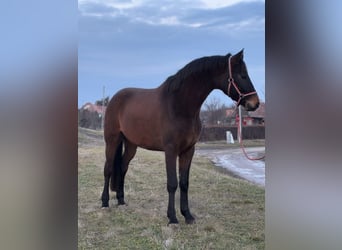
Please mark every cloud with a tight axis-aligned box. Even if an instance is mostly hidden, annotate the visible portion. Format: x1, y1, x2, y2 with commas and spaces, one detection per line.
78, 0, 265, 11
79, 0, 144, 10
78, 0, 264, 33
198, 0, 265, 9
133, 15, 205, 28
211, 16, 265, 32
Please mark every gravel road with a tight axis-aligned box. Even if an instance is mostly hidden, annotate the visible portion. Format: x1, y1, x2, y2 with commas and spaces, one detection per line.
196, 147, 265, 187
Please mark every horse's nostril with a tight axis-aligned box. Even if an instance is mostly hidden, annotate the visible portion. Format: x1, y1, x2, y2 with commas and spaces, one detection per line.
246, 101, 259, 111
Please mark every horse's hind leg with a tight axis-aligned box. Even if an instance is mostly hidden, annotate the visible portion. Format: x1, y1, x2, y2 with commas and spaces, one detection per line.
101, 135, 121, 207
116, 139, 137, 205
179, 146, 195, 224
165, 148, 179, 224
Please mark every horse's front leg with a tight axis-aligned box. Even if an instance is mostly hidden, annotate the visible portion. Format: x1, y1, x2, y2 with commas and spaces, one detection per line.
179, 146, 195, 224
165, 148, 178, 224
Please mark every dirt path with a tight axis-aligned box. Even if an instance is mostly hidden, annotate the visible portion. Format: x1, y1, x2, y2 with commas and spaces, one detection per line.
195, 147, 265, 187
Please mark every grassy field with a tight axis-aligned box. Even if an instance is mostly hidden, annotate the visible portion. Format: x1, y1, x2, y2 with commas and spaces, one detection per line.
78, 128, 264, 249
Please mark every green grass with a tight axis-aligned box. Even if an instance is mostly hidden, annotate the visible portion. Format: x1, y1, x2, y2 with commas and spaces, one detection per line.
78, 128, 264, 249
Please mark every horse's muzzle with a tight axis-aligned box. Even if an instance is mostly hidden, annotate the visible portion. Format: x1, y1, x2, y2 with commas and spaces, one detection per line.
244, 94, 260, 111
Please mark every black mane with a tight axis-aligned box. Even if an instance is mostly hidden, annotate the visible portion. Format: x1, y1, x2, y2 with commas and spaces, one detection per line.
165, 54, 231, 92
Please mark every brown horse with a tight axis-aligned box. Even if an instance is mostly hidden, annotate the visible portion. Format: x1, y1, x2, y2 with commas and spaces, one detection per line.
101, 50, 260, 224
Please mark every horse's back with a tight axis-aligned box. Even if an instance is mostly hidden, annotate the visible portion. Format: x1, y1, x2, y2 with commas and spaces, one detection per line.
109, 87, 162, 116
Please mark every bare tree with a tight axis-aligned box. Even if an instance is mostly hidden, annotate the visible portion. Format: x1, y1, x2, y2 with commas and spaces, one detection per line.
201, 97, 228, 125
204, 97, 221, 112
95, 96, 110, 106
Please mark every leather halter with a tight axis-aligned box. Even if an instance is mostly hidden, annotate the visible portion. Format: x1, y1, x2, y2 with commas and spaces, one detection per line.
227, 56, 257, 106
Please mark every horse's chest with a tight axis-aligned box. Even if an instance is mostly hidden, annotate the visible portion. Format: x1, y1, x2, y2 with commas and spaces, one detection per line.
178, 120, 201, 144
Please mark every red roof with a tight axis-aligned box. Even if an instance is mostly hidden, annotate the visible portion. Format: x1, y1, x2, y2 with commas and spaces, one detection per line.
81, 102, 107, 115
225, 108, 235, 117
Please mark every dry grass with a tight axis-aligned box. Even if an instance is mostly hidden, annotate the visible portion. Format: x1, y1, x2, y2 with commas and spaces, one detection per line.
78, 128, 264, 249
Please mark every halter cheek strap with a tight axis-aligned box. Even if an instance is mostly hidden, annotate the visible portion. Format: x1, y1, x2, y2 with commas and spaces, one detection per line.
227, 56, 256, 106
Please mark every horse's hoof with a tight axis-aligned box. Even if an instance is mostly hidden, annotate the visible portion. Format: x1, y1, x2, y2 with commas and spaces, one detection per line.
101, 201, 109, 207
185, 217, 196, 224
117, 200, 126, 206
168, 218, 179, 225
183, 212, 195, 224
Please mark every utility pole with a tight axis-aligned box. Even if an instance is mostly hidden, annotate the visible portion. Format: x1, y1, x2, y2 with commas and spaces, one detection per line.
101, 85, 105, 131
238, 105, 242, 143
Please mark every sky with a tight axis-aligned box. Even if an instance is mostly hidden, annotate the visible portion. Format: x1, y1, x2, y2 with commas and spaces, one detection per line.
78, 0, 265, 108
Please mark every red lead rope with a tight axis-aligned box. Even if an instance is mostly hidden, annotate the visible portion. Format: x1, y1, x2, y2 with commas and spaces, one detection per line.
237, 118, 265, 160
233, 104, 265, 161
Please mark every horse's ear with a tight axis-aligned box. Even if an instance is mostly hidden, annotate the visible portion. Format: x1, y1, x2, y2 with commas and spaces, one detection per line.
234, 49, 244, 61
230, 49, 244, 63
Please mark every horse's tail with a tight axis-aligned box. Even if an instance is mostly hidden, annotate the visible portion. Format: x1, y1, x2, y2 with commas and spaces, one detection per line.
110, 140, 123, 191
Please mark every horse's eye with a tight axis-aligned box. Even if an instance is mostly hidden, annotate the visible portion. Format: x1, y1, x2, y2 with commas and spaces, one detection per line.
241, 75, 247, 80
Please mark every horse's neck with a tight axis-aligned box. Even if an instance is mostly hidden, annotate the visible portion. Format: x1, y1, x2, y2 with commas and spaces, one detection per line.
171, 77, 214, 117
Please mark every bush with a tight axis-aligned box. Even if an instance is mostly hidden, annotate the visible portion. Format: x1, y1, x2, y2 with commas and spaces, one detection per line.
78, 109, 102, 130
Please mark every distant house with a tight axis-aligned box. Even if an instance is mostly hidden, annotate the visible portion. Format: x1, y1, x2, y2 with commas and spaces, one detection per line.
225, 102, 265, 126
80, 102, 106, 117
79, 102, 107, 130
248, 102, 265, 125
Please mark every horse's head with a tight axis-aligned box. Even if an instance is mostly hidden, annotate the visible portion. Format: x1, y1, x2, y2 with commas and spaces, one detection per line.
226, 50, 260, 111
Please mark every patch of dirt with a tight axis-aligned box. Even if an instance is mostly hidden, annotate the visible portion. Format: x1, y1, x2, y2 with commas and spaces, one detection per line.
78, 127, 104, 147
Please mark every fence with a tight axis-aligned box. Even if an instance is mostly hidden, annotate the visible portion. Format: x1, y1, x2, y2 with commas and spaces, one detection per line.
199, 125, 265, 141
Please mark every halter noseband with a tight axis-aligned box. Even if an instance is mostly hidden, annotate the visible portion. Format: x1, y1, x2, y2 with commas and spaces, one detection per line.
227, 56, 256, 106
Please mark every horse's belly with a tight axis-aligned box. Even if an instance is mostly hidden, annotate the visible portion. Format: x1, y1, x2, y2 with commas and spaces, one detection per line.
120, 117, 164, 151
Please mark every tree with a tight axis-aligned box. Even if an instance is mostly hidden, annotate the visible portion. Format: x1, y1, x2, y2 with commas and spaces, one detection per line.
78, 109, 102, 129
95, 96, 110, 106
201, 97, 228, 125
